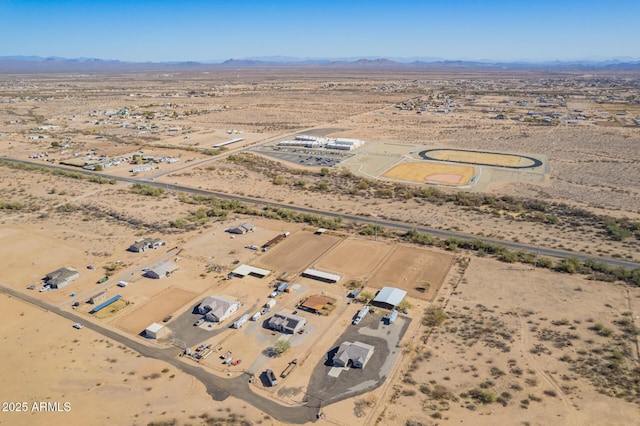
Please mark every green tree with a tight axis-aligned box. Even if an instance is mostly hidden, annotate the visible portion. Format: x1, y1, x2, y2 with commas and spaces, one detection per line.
273, 340, 291, 356
359, 291, 375, 304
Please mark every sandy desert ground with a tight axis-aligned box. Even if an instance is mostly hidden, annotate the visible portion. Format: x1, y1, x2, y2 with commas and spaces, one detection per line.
0, 68, 639, 425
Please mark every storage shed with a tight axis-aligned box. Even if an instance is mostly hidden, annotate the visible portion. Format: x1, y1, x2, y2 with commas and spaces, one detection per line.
301, 268, 341, 283
145, 322, 167, 339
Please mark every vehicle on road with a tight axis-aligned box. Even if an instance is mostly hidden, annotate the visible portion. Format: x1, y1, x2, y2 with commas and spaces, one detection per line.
73, 323, 83, 329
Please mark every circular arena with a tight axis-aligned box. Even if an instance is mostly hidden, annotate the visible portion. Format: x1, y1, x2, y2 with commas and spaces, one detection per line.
419, 148, 543, 169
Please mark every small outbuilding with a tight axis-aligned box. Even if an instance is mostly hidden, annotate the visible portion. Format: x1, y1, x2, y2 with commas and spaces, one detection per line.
372, 286, 407, 310
89, 291, 108, 305
334, 341, 375, 369
144, 261, 178, 279
145, 322, 167, 339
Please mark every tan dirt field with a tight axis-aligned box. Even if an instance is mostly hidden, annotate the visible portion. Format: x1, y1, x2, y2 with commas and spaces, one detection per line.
254, 231, 343, 274
371, 256, 640, 426
1, 69, 639, 426
314, 238, 394, 279
114, 288, 197, 334
367, 245, 454, 301
428, 149, 525, 167
0, 293, 269, 426
383, 162, 475, 185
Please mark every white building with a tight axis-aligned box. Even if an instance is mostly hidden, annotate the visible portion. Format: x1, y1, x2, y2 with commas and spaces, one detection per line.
198, 296, 240, 322
145, 323, 167, 339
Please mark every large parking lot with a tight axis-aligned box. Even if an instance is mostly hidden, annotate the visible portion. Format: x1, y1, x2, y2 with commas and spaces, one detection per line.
253, 146, 353, 168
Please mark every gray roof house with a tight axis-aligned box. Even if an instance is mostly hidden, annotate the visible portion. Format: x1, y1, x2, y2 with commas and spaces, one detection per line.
128, 238, 166, 253
227, 222, 255, 234
144, 261, 178, 279
198, 295, 240, 322
267, 311, 306, 334
45, 267, 79, 289
333, 341, 375, 369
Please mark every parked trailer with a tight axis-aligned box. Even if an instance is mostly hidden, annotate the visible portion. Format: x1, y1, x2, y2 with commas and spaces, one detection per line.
350, 289, 361, 298
280, 359, 298, 378
251, 312, 262, 321
353, 305, 369, 325
276, 282, 288, 292
233, 314, 249, 329
387, 309, 399, 324
265, 299, 277, 309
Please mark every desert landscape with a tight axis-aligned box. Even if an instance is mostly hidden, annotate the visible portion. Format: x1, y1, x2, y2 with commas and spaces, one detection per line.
0, 66, 639, 426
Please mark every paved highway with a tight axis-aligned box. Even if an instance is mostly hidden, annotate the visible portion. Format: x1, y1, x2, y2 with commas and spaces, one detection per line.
2, 157, 638, 270
0, 285, 319, 423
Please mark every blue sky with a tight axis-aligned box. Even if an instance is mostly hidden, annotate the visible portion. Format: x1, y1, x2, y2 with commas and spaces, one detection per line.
1, 0, 639, 62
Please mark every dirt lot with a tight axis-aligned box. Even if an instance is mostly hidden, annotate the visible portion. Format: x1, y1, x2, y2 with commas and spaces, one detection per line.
368, 245, 454, 301
254, 231, 342, 274
114, 287, 197, 334
1, 69, 639, 425
0, 293, 265, 426
315, 238, 394, 279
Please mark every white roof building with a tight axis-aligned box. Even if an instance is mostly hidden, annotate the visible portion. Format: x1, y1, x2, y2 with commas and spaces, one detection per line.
231, 264, 271, 278
372, 287, 407, 309
145, 322, 167, 339
334, 341, 375, 369
301, 268, 341, 283
198, 296, 239, 322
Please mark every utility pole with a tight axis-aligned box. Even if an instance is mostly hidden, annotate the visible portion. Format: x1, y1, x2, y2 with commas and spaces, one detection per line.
533, 247, 539, 270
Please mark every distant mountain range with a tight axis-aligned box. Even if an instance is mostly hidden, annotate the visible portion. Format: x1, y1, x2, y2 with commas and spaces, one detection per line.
1, 55, 639, 73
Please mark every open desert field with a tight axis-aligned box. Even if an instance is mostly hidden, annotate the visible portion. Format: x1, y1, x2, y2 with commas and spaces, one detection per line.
314, 238, 394, 279
0, 293, 267, 426
0, 67, 639, 426
370, 256, 640, 426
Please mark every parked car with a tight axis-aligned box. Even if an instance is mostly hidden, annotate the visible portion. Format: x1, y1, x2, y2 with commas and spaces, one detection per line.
27, 285, 36, 290
72, 323, 83, 329
39, 285, 50, 292
194, 318, 205, 327
162, 315, 172, 323
117, 281, 128, 287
